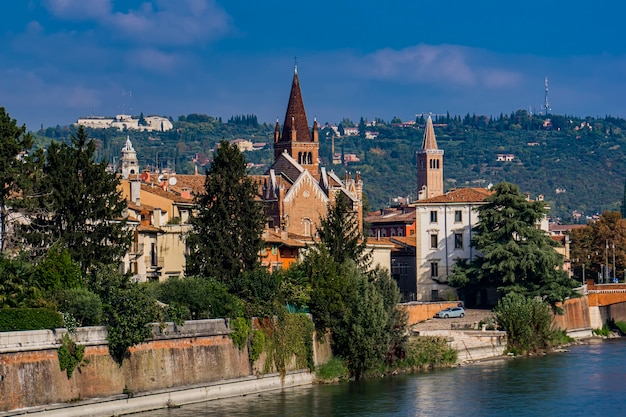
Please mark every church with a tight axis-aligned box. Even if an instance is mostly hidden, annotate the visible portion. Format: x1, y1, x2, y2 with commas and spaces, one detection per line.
253, 66, 367, 271
117, 66, 369, 280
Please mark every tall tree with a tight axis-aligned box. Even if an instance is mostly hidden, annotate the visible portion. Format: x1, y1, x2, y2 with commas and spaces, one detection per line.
0, 107, 34, 252
570, 211, 626, 282
186, 140, 266, 281
449, 182, 578, 309
23, 126, 131, 273
317, 192, 369, 269
621, 180, 626, 219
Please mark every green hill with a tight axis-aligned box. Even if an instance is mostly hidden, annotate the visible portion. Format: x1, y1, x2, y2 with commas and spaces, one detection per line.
36, 111, 626, 223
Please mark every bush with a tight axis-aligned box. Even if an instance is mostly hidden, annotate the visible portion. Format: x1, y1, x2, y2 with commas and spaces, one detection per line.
398, 337, 458, 369
154, 276, 244, 320
103, 285, 161, 364
248, 329, 265, 362
0, 308, 63, 331
315, 357, 350, 382
495, 293, 555, 355
58, 333, 86, 378
229, 317, 251, 350
56, 288, 103, 326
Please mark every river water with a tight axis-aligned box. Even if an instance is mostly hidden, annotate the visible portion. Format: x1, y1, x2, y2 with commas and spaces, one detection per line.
137, 339, 626, 417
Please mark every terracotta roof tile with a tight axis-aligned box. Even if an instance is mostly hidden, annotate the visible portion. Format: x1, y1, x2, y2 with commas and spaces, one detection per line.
416, 187, 493, 204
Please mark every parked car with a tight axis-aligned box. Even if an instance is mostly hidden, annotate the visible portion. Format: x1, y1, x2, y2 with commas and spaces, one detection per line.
435, 307, 465, 318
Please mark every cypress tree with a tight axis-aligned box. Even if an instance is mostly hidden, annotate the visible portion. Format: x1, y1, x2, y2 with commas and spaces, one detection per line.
186, 140, 266, 282
0, 107, 34, 252
23, 126, 131, 273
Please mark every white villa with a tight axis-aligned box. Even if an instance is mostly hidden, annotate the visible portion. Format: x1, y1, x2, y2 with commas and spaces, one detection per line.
76, 114, 173, 132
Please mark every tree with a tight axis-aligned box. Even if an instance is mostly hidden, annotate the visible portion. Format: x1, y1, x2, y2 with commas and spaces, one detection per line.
0, 107, 34, 252
22, 126, 131, 273
138, 112, 148, 126
186, 140, 266, 282
570, 211, 626, 282
620, 181, 626, 219
317, 192, 370, 269
449, 182, 578, 309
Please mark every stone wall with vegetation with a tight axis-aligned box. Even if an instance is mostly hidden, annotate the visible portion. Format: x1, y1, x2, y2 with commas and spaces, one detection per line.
0, 318, 326, 413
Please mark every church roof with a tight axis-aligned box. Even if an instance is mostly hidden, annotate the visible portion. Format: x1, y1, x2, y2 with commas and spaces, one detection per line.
266, 151, 305, 184
280, 67, 311, 143
421, 115, 439, 150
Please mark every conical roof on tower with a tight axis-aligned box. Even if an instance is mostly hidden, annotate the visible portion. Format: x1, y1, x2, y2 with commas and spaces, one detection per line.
281, 66, 311, 142
421, 115, 438, 150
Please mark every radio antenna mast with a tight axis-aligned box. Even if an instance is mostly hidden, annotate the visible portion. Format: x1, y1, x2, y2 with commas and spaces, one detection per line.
544, 76, 551, 115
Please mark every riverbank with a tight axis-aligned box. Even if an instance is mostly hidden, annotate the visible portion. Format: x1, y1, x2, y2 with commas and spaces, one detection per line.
0, 370, 312, 417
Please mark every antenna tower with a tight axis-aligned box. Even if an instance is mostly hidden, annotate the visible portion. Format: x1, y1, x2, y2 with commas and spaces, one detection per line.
544, 76, 551, 115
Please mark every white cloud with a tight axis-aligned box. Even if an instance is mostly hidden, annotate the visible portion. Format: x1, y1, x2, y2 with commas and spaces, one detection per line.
43, 0, 232, 46
359, 44, 521, 89
44, 0, 112, 20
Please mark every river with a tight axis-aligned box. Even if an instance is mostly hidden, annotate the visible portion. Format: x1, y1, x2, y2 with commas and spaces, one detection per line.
136, 339, 626, 416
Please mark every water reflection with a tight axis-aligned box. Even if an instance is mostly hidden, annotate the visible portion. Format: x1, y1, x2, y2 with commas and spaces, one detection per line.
136, 340, 626, 417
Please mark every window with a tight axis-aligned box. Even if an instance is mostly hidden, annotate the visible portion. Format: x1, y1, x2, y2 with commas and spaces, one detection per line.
454, 233, 463, 249
430, 234, 438, 249
455, 210, 462, 223
430, 262, 439, 278
150, 243, 157, 266
430, 211, 438, 223
303, 218, 311, 236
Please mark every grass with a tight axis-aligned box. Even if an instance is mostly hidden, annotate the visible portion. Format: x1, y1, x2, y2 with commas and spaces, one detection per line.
315, 357, 349, 382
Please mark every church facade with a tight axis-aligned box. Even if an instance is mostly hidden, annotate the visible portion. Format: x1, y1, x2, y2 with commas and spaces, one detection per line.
117, 66, 369, 280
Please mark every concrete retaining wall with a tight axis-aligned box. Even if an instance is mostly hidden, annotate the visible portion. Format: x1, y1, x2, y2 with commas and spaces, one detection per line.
0, 318, 325, 414
401, 302, 460, 325
552, 297, 593, 338
416, 329, 507, 363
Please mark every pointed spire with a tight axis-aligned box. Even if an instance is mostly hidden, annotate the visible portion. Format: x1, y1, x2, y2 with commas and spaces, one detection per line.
281, 69, 311, 142
421, 115, 438, 150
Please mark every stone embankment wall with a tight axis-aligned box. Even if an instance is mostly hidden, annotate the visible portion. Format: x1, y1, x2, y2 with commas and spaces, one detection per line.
401, 301, 460, 325
0, 318, 327, 414
417, 329, 507, 363
552, 296, 593, 338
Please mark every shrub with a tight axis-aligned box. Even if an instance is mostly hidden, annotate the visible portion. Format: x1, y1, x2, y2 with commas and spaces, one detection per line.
248, 329, 265, 362
398, 336, 458, 369
56, 288, 103, 326
58, 333, 86, 378
103, 285, 161, 364
495, 293, 555, 354
0, 308, 63, 331
229, 317, 251, 350
315, 357, 350, 382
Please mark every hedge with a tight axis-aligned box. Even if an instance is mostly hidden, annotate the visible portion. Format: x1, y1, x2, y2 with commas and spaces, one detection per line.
0, 308, 64, 331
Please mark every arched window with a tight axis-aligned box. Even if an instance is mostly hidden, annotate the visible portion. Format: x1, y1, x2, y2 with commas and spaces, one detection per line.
303, 218, 312, 236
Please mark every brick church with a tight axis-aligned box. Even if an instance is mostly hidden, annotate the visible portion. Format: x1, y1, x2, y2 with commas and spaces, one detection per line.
254, 66, 365, 270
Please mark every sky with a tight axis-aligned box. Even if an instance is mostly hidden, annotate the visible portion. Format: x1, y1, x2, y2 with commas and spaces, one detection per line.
1, 0, 626, 131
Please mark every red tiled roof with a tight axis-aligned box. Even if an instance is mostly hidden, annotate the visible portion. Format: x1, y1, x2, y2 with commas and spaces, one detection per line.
416, 187, 493, 204
549, 224, 587, 232
365, 208, 416, 224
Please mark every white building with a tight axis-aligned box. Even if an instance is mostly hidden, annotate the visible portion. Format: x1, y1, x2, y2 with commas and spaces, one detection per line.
413, 188, 493, 301
76, 114, 173, 132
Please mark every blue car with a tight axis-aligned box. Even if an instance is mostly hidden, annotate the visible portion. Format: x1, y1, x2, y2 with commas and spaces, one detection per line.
435, 307, 465, 318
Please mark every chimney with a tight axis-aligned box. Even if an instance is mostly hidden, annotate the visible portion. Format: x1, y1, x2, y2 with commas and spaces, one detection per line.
180, 187, 192, 199
153, 208, 163, 227
130, 179, 141, 205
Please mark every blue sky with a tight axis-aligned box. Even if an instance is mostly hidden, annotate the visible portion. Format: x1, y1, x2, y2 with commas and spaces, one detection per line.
1, 0, 625, 130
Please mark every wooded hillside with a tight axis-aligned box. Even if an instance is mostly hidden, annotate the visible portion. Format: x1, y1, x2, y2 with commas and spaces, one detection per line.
35, 110, 626, 223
